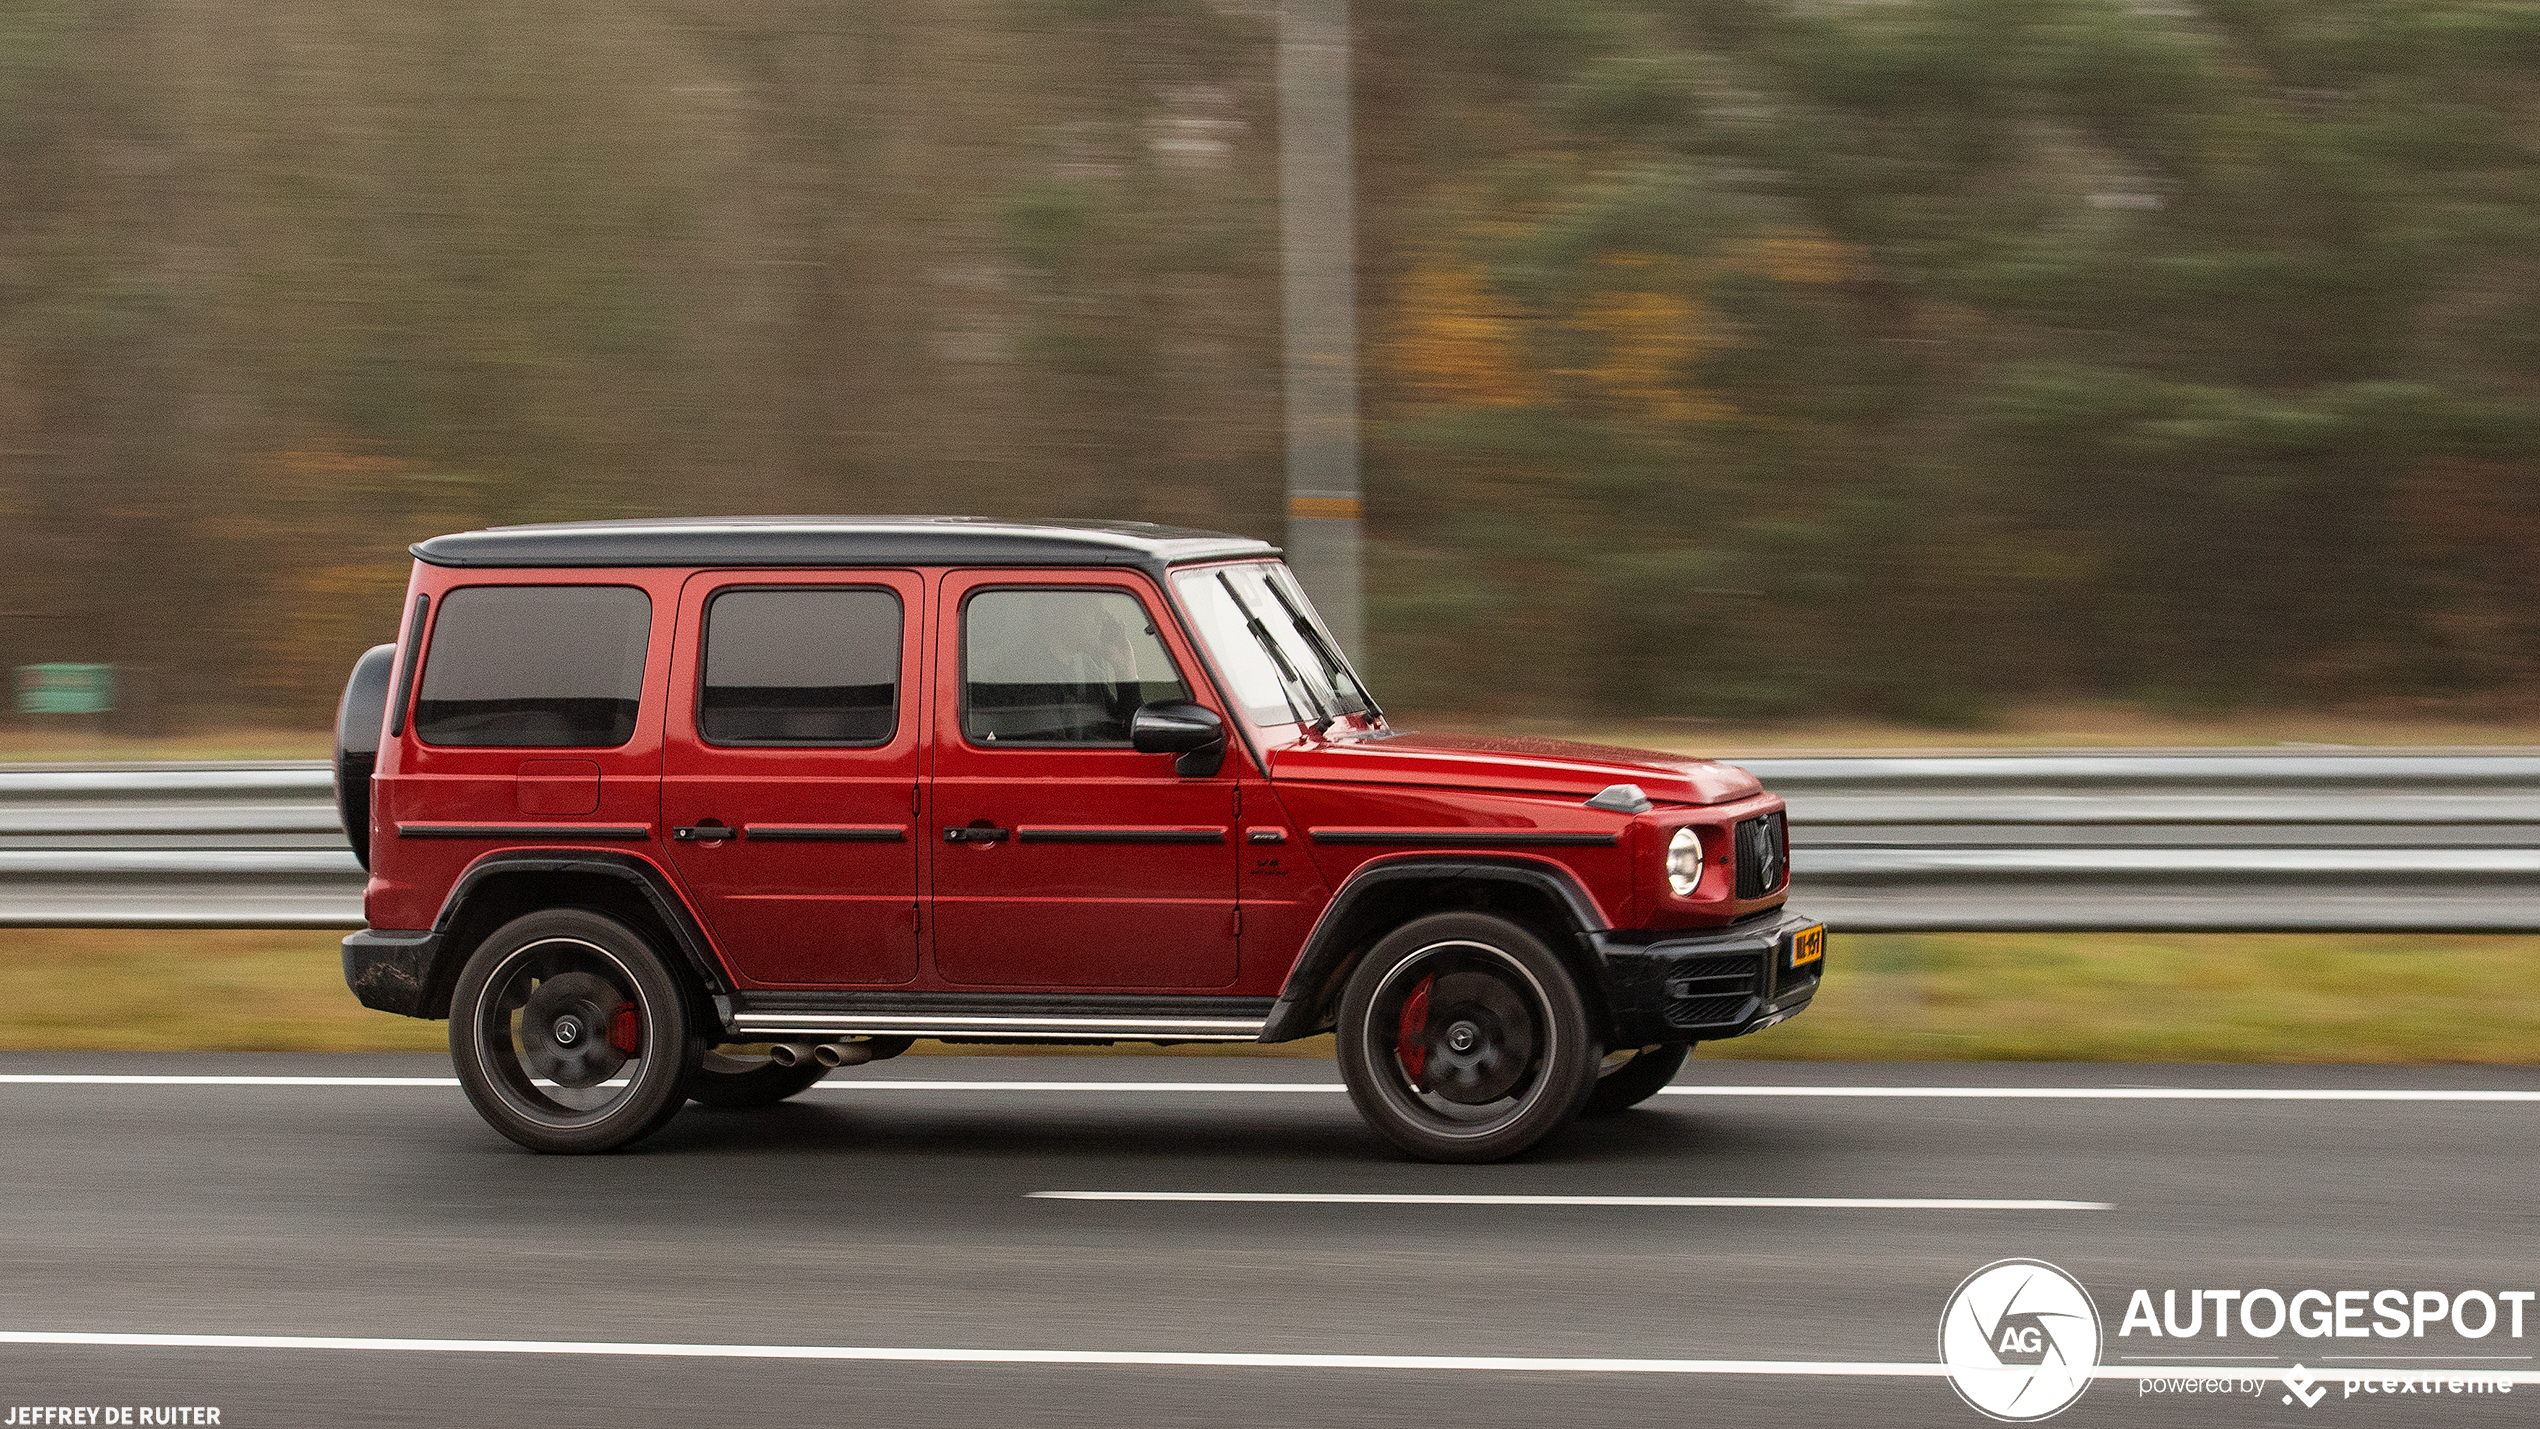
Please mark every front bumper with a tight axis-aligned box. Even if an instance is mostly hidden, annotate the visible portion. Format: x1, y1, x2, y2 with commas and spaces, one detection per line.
1590, 905, 1824, 1047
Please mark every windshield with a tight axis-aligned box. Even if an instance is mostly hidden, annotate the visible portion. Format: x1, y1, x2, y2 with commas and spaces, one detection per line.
1171, 562, 1378, 730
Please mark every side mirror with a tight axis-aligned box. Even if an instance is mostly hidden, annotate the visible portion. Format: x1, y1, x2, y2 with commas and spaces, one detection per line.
1130, 701, 1227, 778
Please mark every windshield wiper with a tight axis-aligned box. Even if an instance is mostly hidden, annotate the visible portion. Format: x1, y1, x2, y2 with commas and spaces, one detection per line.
1218, 572, 1334, 734
1263, 578, 1380, 724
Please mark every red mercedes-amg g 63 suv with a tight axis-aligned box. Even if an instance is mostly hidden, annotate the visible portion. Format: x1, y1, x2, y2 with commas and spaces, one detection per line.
335, 517, 1821, 1161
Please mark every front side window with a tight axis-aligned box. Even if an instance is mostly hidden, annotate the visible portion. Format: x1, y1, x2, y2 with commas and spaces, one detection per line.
699, 588, 902, 746
963, 588, 1189, 745
414, 585, 651, 747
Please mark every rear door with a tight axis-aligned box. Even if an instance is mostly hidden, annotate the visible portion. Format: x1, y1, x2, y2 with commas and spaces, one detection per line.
660, 570, 925, 987
926, 569, 1241, 989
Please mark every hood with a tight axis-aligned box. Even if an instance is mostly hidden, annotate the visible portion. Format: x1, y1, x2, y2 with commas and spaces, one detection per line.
1266, 731, 1763, 806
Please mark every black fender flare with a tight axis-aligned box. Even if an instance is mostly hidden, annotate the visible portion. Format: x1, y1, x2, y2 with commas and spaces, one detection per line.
344, 849, 734, 1024
1257, 855, 1611, 1043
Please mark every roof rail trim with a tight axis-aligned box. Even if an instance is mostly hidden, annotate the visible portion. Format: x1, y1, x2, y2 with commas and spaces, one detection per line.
409, 516, 1279, 572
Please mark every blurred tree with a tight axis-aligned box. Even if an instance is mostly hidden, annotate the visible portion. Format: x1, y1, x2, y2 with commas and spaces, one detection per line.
1361, 0, 2540, 721
3, 0, 2539, 727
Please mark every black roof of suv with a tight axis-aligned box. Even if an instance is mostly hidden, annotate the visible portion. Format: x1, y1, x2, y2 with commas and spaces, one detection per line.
410, 516, 1279, 577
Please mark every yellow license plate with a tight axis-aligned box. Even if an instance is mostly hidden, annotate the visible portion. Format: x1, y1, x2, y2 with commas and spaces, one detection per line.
1789, 924, 1825, 968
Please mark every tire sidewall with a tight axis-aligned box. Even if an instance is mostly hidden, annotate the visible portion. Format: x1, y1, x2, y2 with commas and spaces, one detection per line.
448, 908, 701, 1153
1337, 911, 1600, 1163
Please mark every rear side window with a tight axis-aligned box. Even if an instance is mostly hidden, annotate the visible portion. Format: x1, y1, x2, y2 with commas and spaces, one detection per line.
963, 588, 1189, 745
413, 586, 652, 747
699, 588, 902, 746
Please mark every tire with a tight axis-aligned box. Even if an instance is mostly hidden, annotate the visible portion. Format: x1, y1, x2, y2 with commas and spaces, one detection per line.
330, 643, 396, 873
1336, 912, 1601, 1163
1582, 1043, 1688, 1116
448, 908, 702, 1153
685, 1051, 828, 1109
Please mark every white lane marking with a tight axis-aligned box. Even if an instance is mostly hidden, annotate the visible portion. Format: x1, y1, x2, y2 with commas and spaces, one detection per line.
1657, 1086, 2540, 1101
1028, 1192, 2111, 1209
808, 1080, 1347, 1093
0, 1075, 461, 1086
0, 1330, 2529, 1390
0, 1075, 2533, 1101
8, 1330, 2526, 1383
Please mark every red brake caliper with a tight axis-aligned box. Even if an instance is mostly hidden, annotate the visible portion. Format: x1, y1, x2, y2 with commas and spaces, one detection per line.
1396, 976, 1433, 1085
608, 1002, 643, 1056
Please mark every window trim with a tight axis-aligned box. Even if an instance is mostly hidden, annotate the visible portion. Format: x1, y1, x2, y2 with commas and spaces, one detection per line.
956, 582, 1192, 752
410, 583, 653, 751
692, 583, 907, 750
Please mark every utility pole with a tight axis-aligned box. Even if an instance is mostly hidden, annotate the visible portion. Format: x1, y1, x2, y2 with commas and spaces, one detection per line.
1277, 0, 1364, 664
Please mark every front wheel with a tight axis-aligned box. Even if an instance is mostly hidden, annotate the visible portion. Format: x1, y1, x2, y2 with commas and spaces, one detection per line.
1336, 912, 1600, 1163
448, 909, 701, 1153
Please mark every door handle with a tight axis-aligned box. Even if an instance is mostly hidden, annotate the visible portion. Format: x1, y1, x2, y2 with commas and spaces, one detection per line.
943, 825, 1011, 844
673, 824, 736, 842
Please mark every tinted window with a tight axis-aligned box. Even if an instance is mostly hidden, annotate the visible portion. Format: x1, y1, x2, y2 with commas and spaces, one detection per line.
700, 588, 902, 746
413, 586, 651, 747
963, 589, 1189, 745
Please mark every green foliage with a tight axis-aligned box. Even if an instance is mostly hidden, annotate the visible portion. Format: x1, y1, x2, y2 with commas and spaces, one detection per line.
6, 0, 2540, 723
0, 0, 1285, 720
1365, 0, 2540, 715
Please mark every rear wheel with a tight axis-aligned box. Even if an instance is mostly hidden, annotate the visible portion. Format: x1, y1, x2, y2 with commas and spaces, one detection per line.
1582, 1043, 1688, 1116
448, 909, 701, 1153
1336, 912, 1599, 1163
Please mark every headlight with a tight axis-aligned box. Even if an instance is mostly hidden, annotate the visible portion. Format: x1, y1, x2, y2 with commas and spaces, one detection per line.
1665, 826, 1704, 897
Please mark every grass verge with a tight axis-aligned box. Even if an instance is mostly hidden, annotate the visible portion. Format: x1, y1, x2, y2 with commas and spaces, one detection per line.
2, 928, 2532, 1063
1699, 932, 2540, 1064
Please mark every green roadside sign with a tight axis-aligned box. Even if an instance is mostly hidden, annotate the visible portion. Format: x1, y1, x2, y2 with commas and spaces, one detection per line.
15, 663, 116, 715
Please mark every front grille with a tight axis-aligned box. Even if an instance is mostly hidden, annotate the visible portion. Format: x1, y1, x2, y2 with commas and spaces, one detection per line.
1734, 811, 1789, 898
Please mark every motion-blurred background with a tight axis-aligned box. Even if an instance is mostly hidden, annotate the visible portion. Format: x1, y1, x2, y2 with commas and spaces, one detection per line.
7, 0, 2540, 729
7, 0, 2540, 1062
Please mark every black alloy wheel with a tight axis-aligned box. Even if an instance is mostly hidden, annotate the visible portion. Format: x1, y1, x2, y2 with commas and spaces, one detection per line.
1336, 912, 1600, 1163
448, 908, 701, 1153
1581, 1042, 1689, 1116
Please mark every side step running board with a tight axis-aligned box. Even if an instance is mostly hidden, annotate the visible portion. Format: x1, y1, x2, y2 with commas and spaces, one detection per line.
725, 994, 1275, 1044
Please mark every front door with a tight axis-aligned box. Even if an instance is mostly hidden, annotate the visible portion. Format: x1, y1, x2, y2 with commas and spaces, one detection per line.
927, 570, 1241, 989
661, 571, 925, 987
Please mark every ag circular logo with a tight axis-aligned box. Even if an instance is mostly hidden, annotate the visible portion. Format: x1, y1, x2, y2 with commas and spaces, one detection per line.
1938, 1259, 2103, 1421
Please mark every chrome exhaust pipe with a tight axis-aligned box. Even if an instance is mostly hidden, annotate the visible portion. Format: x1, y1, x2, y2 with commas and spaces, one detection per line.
813, 1040, 875, 1069
765, 1042, 820, 1068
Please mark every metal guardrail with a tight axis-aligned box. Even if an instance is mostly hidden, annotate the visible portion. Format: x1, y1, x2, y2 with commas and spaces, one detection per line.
0, 763, 355, 927
5, 753, 2540, 931
1744, 752, 2540, 931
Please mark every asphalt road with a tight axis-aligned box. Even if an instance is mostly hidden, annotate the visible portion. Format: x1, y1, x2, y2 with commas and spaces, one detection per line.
1, 1052, 2535, 1428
